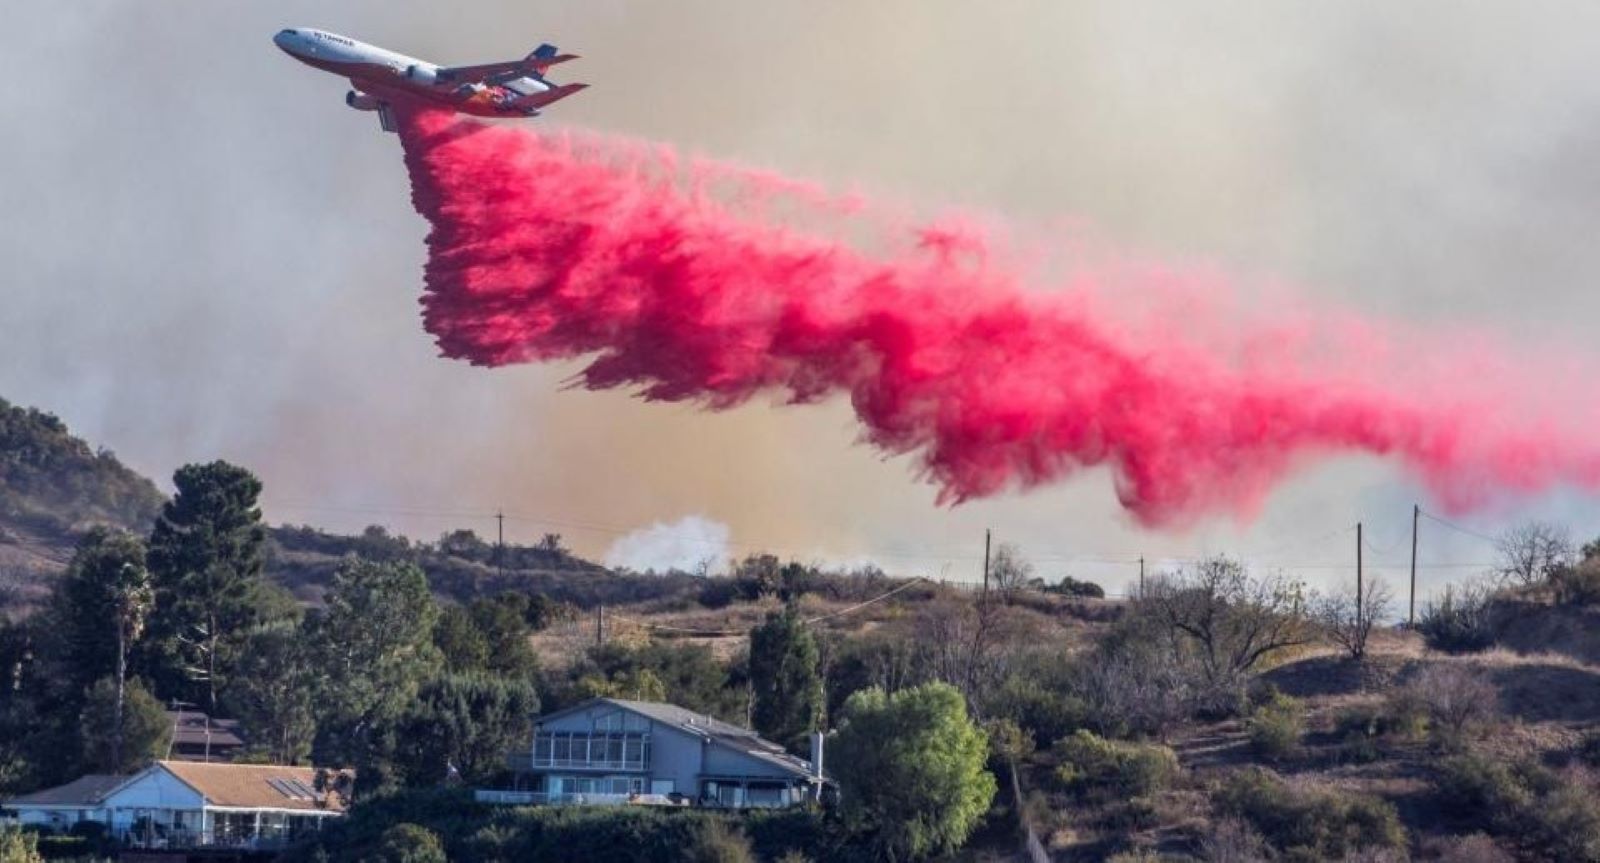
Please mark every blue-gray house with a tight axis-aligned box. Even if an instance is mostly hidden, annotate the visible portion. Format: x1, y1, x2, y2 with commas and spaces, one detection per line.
502, 698, 822, 809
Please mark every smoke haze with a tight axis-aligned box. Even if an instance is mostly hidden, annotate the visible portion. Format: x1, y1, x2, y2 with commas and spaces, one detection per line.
7, 2, 1600, 589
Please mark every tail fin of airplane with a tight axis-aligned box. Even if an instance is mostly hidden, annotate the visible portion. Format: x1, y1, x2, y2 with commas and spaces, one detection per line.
525, 43, 579, 77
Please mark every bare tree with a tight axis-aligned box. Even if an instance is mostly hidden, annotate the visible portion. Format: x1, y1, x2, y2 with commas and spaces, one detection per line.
1142, 557, 1313, 691
1494, 521, 1573, 587
988, 543, 1033, 602
1312, 577, 1393, 661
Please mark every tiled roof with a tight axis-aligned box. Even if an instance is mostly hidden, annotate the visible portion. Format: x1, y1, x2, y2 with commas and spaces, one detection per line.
157, 761, 349, 812
6, 774, 126, 807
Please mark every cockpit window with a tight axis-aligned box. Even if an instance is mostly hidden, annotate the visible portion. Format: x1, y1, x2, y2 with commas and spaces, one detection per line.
281, 29, 298, 36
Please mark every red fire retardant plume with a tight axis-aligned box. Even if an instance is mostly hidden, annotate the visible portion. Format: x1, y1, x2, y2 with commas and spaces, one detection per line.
396, 108, 1600, 526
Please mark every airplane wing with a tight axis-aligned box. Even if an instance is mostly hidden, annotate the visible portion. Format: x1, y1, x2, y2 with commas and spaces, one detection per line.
436, 43, 578, 84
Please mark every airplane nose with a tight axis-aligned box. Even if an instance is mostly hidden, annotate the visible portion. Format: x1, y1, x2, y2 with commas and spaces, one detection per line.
273, 29, 297, 52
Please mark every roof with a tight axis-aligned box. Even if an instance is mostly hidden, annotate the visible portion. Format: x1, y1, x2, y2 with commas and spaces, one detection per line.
155, 761, 349, 813
539, 698, 815, 779
6, 774, 126, 807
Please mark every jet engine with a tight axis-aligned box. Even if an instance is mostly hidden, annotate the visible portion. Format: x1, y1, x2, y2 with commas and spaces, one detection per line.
404, 63, 440, 86
346, 90, 381, 111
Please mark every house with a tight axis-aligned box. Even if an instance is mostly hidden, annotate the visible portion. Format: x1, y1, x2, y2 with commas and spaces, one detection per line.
495, 698, 823, 809
2, 761, 347, 849
164, 709, 248, 762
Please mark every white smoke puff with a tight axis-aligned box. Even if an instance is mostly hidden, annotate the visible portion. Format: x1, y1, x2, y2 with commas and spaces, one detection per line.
605, 516, 731, 574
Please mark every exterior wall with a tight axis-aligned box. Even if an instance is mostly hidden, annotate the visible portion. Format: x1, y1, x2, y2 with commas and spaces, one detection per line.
101, 767, 205, 835
642, 723, 705, 796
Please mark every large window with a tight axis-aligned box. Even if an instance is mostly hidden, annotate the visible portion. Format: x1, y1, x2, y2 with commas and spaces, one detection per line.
533, 731, 649, 770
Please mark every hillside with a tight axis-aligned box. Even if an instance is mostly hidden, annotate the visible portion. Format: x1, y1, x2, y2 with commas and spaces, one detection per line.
0, 394, 697, 616
0, 398, 167, 611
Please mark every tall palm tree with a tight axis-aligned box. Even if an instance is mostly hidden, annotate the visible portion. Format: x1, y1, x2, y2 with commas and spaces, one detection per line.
109, 560, 153, 771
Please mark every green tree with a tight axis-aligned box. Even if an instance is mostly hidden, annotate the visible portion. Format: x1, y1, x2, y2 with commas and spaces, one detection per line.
80, 676, 171, 773
831, 682, 996, 861
468, 596, 540, 679
432, 604, 489, 673
47, 529, 152, 770
393, 673, 539, 787
311, 559, 441, 794
369, 823, 447, 863
145, 461, 271, 714
748, 606, 821, 752
228, 621, 318, 764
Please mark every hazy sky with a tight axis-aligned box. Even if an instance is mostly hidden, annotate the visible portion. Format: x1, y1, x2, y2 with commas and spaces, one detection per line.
6, 2, 1600, 594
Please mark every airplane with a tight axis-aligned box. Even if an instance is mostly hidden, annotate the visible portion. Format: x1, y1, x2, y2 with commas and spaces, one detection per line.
274, 27, 586, 132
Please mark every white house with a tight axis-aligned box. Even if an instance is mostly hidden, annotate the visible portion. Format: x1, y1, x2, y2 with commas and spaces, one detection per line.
491, 698, 825, 809
2, 761, 347, 849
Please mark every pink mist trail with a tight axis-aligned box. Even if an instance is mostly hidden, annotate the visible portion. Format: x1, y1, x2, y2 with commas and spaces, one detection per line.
395, 108, 1600, 527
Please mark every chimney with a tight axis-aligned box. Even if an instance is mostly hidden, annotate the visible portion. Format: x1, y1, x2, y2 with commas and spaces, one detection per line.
809, 731, 825, 780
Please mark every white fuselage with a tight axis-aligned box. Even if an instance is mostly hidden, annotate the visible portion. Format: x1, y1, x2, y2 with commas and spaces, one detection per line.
273, 28, 554, 119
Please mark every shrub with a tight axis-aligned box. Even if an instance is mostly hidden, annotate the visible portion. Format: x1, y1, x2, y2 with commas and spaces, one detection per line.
1331, 703, 1415, 763
698, 578, 739, 609
1053, 730, 1179, 800
1431, 750, 1600, 858
989, 675, 1087, 747
1215, 768, 1406, 860
1534, 775, 1600, 863
0, 826, 42, 863
1200, 818, 1270, 862
1578, 730, 1600, 768
1417, 583, 1496, 653
1418, 834, 1513, 863
684, 819, 755, 863
1551, 560, 1600, 606
1246, 693, 1304, 762
1045, 576, 1106, 599
1399, 664, 1498, 749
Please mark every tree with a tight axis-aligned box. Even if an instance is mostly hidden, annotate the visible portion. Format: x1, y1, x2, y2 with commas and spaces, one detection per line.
48, 529, 152, 770
228, 621, 318, 764
145, 461, 270, 714
1143, 557, 1311, 699
311, 559, 441, 794
433, 605, 490, 673
393, 673, 539, 787
372, 824, 447, 863
1495, 521, 1573, 587
467, 596, 540, 679
988, 543, 1033, 601
80, 677, 171, 773
1312, 577, 1393, 661
748, 607, 821, 752
831, 683, 996, 861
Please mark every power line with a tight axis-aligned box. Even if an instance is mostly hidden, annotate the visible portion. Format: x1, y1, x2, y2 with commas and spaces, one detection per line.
1419, 510, 1501, 545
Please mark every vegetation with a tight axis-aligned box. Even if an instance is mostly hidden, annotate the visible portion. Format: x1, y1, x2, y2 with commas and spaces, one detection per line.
748, 605, 821, 752
12, 398, 1600, 861
830, 683, 996, 861
0, 398, 163, 542
1215, 768, 1406, 860
1245, 692, 1305, 762
1051, 730, 1178, 800
1417, 581, 1497, 653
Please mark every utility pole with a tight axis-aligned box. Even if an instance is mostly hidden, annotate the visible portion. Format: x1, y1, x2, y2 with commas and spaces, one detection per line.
496, 510, 506, 580
1356, 521, 1364, 624
1409, 504, 1420, 627
981, 529, 992, 599
596, 604, 605, 646
1138, 556, 1146, 599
